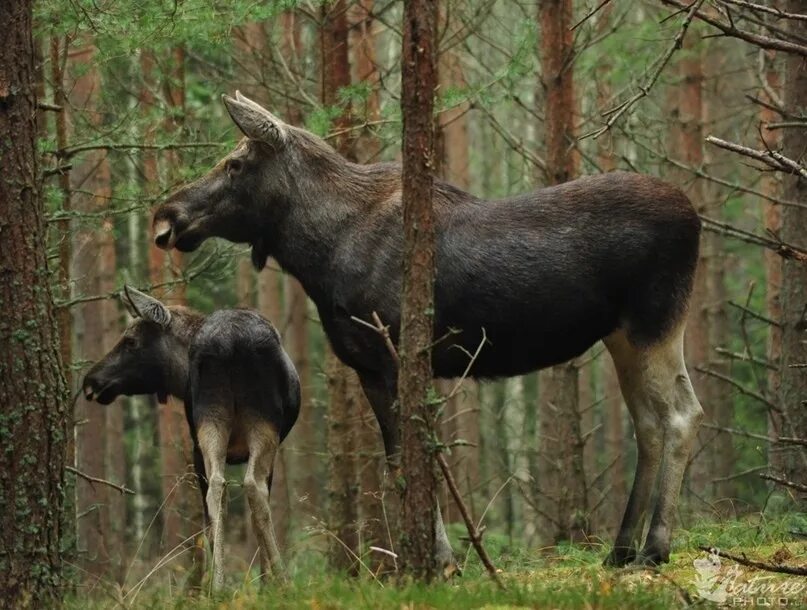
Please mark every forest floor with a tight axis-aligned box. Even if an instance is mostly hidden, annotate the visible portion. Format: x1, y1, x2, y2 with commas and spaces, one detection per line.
66, 514, 807, 609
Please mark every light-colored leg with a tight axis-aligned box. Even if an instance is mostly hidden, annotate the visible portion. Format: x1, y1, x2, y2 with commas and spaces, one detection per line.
244, 422, 285, 581
198, 421, 229, 591
603, 330, 664, 565
638, 330, 703, 565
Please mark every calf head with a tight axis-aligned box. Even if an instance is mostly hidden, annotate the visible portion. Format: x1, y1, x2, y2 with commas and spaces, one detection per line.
152, 91, 340, 270
82, 286, 180, 405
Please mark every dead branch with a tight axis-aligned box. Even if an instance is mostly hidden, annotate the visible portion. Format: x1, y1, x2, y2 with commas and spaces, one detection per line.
715, 347, 777, 370
437, 453, 503, 588
778, 436, 807, 447
701, 422, 777, 443
701, 216, 807, 263
570, 0, 613, 31
51, 141, 222, 160
760, 472, 807, 493
705, 135, 807, 179
698, 546, 807, 576
350, 311, 400, 366
583, 0, 705, 140
661, 0, 807, 56
43, 163, 73, 178
727, 300, 781, 327
718, 0, 807, 22
66, 465, 134, 495
694, 366, 780, 412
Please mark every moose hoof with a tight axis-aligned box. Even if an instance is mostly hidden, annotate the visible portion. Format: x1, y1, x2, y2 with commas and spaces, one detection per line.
603, 545, 636, 567
634, 546, 670, 567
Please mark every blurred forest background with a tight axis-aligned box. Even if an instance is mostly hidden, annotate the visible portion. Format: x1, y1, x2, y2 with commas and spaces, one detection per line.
22, 0, 806, 594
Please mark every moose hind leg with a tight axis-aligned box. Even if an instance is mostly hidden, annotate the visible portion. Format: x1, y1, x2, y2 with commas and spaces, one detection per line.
244, 421, 284, 581
603, 330, 664, 567
637, 331, 702, 565
198, 420, 230, 591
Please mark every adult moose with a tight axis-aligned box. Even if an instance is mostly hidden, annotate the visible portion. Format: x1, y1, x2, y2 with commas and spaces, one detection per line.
153, 92, 703, 568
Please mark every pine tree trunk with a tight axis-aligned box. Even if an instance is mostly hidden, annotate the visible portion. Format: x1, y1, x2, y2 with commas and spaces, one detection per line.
69, 42, 120, 579
761, 51, 784, 471
779, 0, 807, 484
348, 0, 387, 555
399, 0, 438, 580
436, 43, 480, 524
536, 0, 588, 544
320, 0, 362, 569
0, 1, 69, 605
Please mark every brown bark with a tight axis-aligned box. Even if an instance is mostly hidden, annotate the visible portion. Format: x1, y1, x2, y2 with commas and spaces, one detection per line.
140, 48, 200, 583
436, 43, 480, 524
537, 0, 588, 544
0, 0, 69, 605
761, 51, 784, 471
779, 0, 807, 484
321, 0, 362, 569
399, 0, 439, 580
595, 5, 627, 536
68, 42, 124, 580
348, 0, 387, 554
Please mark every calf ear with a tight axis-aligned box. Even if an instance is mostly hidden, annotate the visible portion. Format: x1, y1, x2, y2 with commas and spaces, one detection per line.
123, 285, 172, 328
222, 91, 288, 146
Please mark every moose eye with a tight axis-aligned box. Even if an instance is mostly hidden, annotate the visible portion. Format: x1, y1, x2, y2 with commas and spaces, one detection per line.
227, 158, 243, 178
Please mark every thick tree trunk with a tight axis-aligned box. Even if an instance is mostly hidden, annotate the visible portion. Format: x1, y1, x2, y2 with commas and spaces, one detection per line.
399, 0, 438, 580
68, 42, 123, 580
761, 51, 785, 472
536, 0, 588, 544
436, 43, 480, 525
779, 0, 807, 485
0, 1, 69, 605
348, 0, 387, 555
321, 0, 362, 570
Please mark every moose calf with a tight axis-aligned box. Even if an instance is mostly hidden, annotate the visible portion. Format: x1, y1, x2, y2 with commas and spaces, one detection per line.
82, 286, 300, 589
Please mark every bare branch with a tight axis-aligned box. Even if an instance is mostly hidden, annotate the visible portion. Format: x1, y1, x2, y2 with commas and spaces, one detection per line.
66, 466, 134, 495
437, 453, 502, 587
705, 135, 807, 178
698, 546, 807, 576
718, 0, 807, 22
700, 216, 807, 263
661, 0, 807, 56
760, 472, 807, 493
695, 366, 781, 412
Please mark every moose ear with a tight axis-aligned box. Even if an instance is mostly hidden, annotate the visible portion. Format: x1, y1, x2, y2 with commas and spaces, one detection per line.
123, 285, 171, 328
222, 91, 288, 146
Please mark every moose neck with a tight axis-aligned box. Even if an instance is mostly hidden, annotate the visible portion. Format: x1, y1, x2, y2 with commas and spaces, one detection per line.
267, 160, 400, 304
162, 308, 205, 401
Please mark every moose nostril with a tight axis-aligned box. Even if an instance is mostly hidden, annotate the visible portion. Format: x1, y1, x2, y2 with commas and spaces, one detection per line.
153, 219, 175, 249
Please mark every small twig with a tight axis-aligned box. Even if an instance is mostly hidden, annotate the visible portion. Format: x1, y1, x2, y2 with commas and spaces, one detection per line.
437, 453, 502, 588
698, 546, 807, 576
43, 164, 73, 178
51, 141, 222, 160
760, 472, 807, 493
701, 216, 807, 263
66, 465, 134, 495
701, 422, 777, 443
715, 347, 777, 370
718, 0, 807, 22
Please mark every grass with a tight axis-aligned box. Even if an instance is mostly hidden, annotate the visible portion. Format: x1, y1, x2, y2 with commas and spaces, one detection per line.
64, 513, 807, 609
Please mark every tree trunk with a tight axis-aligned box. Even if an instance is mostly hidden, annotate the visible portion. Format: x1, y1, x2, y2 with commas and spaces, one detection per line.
348, 0, 387, 556
399, 0, 438, 580
0, 1, 69, 605
779, 0, 807, 485
761, 50, 784, 472
68, 41, 122, 580
536, 0, 588, 544
436, 43, 480, 525
321, 0, 362, 570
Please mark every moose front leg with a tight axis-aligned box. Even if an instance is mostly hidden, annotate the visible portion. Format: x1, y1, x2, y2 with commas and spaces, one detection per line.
357, 371, 456, 572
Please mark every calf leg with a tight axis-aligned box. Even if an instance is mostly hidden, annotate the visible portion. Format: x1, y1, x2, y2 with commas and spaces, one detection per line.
198, 420, 229, 591
244, 421, 284, 581
358, 372, 455, 571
